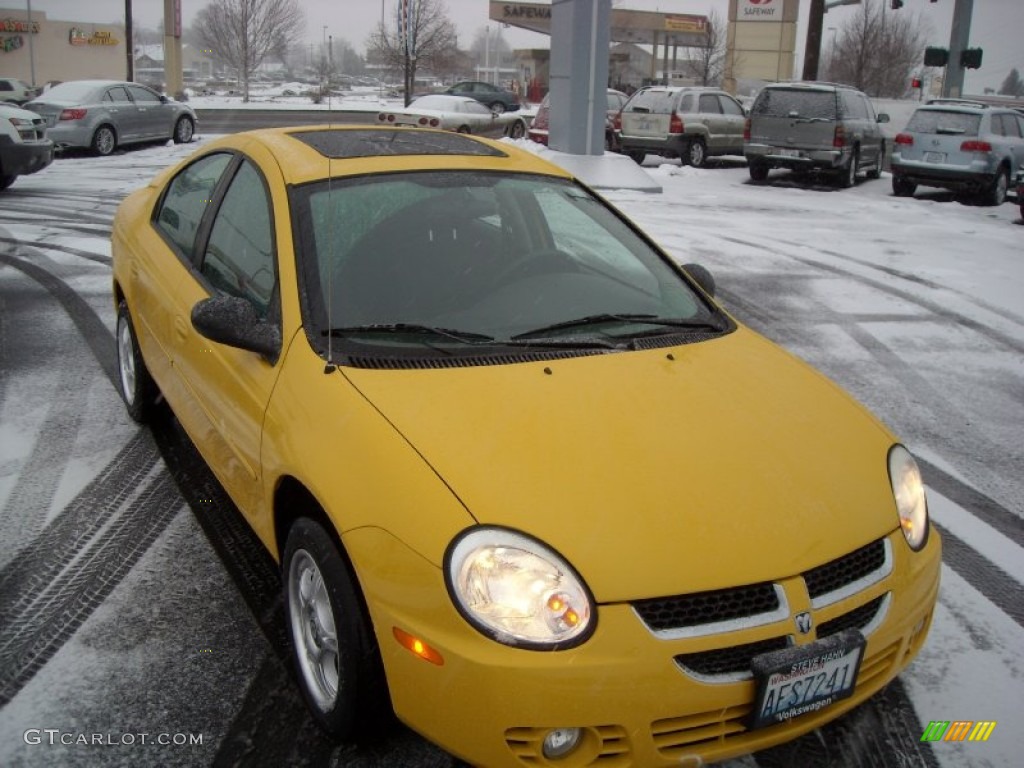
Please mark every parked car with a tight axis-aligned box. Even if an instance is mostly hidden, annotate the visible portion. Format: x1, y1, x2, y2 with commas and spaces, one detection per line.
1019, 172, 1024, 219
0, 102, 54, 191
378, 94, 527, 138
442, 80, 521, 113
890, 100, 1024, 206
744, 81, 889, 187
616, 86, 747, 167
25, 80, 197, 156
112, 125, 940, 768
528, 88, 628, 151
0, 77, 39, 105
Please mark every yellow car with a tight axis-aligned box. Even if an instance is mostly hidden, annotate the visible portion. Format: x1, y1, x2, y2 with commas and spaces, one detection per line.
111, 126, 941, 767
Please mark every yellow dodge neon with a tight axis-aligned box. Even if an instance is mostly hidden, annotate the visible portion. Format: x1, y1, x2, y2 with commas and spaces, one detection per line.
111, 126, 941, 767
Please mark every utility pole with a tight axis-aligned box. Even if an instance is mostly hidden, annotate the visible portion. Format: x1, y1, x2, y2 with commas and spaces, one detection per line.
943, 0, 973, 97
125, 0, 134, 81
802, 0, 825, 81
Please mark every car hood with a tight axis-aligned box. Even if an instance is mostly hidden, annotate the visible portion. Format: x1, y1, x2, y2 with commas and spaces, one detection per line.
342, 328, 899, 603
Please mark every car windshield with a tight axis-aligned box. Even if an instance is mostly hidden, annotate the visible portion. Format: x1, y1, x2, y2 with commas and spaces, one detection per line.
291, 171, 720, 354
753, 89, 837, 119
905, 110, 981, 136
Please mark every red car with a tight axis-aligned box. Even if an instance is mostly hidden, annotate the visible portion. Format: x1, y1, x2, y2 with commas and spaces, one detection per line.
528, 88, 628, 152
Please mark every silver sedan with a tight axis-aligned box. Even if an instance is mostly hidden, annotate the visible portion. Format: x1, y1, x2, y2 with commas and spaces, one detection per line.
378, 95, 527, 139
25, 80, 197, 156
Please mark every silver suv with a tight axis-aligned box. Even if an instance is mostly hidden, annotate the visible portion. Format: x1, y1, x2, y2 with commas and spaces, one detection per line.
890, 100, 1024, 206
616, 86, 747, 167
744, 82, 889, 187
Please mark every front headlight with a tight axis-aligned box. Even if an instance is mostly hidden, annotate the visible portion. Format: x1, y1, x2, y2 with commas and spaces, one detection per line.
888, 445, 929, 551
445, 527, 595, 649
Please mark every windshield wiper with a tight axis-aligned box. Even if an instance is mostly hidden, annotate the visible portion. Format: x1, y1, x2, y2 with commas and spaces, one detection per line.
325, 323, 495, 344
511, 313, 723, 340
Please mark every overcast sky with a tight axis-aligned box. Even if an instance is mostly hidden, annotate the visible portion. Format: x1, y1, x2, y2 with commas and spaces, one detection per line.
26, 0, 1022, 92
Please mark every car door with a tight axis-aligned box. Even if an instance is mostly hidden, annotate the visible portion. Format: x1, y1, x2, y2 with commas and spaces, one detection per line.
697, 93, 724, 151
103, 85, 139, 141
126, 84, 169, 140
140, 152, 235, 402
465, 100, 503, 136
171, 155, 284, 517
718, 93, 747, 154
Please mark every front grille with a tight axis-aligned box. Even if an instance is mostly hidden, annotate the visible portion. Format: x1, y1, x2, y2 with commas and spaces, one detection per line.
633, 582, 780, 633
804, 539, 887, 600
817, 594, 886, 638
675, 635, 790, 679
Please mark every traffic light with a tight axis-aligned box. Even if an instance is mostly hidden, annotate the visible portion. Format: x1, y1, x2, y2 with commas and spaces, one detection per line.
891, 0, 903, 8
924, 47, 949, 67
960, 48, 983, 69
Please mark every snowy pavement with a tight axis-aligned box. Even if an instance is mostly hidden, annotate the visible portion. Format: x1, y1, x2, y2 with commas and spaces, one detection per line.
0, 133, 1021, 767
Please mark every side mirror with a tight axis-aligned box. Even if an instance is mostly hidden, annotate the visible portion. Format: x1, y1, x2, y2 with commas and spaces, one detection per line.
682, 263, 716, 297
191, 294, 280, 359
877, 113, 890, 123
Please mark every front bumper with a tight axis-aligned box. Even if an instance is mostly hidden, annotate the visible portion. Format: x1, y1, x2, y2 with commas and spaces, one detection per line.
746, 143, 849, 171
347, 526, 941, 768
0, 136, 54, 176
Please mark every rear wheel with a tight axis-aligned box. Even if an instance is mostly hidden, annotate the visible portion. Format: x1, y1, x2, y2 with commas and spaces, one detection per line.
748, 161, 769, 182
839, 150, 858, 188
283, 518, 389, 738
489, 101, 506, 114
981, 168, 1009, 206
0, 174, 16, 191
92, 125, 117, 156
116, 300, 158, 423
628, 150, 646, 165
507, 119, 525, 139
686, 138, 707, 168
892, 176, 916, 197
456, 125, 471, 134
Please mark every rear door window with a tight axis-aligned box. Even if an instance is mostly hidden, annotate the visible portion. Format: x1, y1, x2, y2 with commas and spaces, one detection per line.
719, 95, 745, 116
753, 89, 837, 119
698, 94, 722, 114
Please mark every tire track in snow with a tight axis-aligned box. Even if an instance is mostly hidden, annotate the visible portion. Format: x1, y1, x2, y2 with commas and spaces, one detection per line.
0, 236, 110, 266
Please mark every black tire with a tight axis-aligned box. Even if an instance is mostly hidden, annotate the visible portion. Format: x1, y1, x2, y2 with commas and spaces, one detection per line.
92, 125, 117, 156
686, 138, 707, 168
748, 161, 769, 182
507, 119, 525, 139
457, 125, 471, 134
0, 174, 16, 192
116, 300, 158, 423
173, 115, 194, 144
489, 101, 506, 114
867, 143, 884, 180
283, 518, 389, 738
981, 168, 1009, 206
628, 150, 645, 165
892, 176, 916, 197
839, 150, 858, 188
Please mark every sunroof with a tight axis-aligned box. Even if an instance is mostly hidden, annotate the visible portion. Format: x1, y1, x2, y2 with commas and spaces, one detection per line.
291, 128, 508, 159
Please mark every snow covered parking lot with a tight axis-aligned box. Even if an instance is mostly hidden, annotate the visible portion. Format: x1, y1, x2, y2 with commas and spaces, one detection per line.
0, 135, 1021, 767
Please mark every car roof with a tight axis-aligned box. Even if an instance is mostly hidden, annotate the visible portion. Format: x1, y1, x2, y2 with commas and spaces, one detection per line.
206, 126, 572, 186
763, 81, 857, 92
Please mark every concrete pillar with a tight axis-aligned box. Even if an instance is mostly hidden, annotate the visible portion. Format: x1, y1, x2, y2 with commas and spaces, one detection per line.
548, 0, 611, 156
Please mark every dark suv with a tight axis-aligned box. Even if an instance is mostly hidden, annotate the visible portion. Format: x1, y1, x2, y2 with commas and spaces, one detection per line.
744, 82, 889, 187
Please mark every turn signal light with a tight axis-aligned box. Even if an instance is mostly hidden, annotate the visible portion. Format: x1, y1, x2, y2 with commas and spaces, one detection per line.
894, 133, 913, 146
669, 112, 684, 134
960, 140, 992, 152
393, 627, 444, 666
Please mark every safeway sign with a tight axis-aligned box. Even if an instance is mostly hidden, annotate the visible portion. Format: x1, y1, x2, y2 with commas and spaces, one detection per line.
739, 0, 780, 21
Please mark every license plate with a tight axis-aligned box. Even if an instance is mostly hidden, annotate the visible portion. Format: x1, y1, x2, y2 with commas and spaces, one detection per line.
749, 629, 865, 730
636, 117, 654, 132
776, 149, 802, 158
923, 151, 946, 164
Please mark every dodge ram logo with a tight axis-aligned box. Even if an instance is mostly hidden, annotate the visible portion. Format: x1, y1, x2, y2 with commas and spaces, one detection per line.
794, 611, 813, 635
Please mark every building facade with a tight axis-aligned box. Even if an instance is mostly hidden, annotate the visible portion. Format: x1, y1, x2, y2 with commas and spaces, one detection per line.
1, 8, 126, 86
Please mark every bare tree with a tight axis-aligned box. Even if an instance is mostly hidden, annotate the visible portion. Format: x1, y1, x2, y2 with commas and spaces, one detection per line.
678, 9, 726, 87
367, 0, 459, 106
827, 0, 928, 98
195, 0, 305, 102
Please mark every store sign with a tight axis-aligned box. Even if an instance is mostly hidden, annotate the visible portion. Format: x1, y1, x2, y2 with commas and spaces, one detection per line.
2, 18, 39, 33
1, 34, 24, 53
69, 28, 119, 46
665, 15, 707, 33
738, 0, 781, 22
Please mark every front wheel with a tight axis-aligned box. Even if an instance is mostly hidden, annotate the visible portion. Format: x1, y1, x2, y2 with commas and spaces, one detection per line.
92, 125, 117, 156
686, 138, 707, 168
867, 144, 884, 180
489, 101, 506, 114
507, 119, 525, 139
283, 518, 389, 738
173, 115, 194, 144
981, 168, 1009, 206
116, 300, 158, 423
